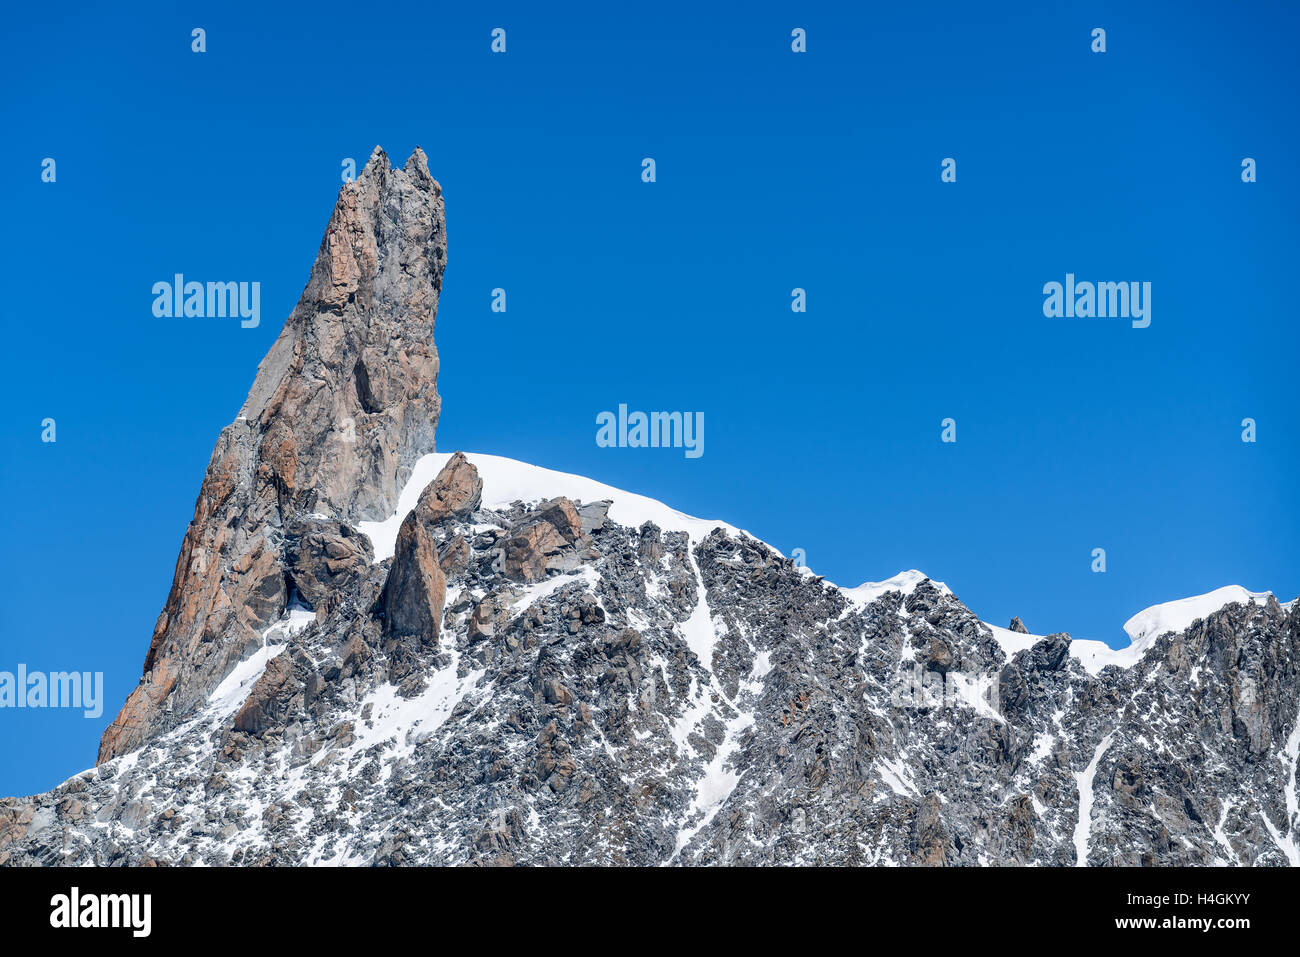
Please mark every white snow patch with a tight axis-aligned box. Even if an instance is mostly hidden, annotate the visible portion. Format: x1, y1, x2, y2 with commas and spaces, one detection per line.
343, 659, 485, 765
360, 451, 752, 563
842, 569, 949, 610
1266, 711, 1300, 866
983, 622, 1040, 658
1073, 732, 1115, 867
1028, 733, 1056, 767
669, 710, 754, 857
986, 619, 1140, 677
207, 643, 285, 717
1211, 801, 1240, 865
1123, 586, 1273, 644
1066, 638, 1148, 676
665, 548, 761, 861
985, 584, 1279, 676
875, 755, 920, 798
945, 670, 1005, 724
680, 565, 719, 666
206, 604, 316, 719
1067, 585, 1272, 675
507, 567, 600, 612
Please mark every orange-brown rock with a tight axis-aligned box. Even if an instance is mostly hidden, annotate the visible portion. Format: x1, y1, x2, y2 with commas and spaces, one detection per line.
501, 497, 584, 582
503, 522, 569, 583
98, 146, 447, 763
0, 801, 35, 861
232, 654, 296, 734
415, 451, 483, 523
530, 497, 582, 544
381, 514, 446, 644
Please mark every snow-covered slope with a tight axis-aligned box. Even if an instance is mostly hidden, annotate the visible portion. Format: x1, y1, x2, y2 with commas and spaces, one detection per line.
985, 584, 1284, 677
359, 452, 751, 563
1122, 586, 1275, 643
366, 455, 959, 615
841, 570, 951, 610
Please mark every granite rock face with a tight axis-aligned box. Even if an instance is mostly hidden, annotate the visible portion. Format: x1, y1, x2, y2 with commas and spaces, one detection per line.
4, 150, 1298, 868
96, 146, 446, 763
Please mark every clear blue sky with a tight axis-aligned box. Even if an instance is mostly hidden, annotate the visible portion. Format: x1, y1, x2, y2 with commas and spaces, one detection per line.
1, 1, 1297, 797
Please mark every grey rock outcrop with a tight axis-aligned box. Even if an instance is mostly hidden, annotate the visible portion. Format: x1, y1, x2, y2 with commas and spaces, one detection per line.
502, 498, 586, 582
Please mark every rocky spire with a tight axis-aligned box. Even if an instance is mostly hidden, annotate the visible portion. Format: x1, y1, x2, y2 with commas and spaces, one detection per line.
97, 147, 446, 762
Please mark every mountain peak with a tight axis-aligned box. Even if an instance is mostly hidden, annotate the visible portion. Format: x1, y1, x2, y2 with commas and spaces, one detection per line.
96, 147, 447, 762
404, 146, 433, 181
5, 154, 1296, 870
1122, 585, 1275, 644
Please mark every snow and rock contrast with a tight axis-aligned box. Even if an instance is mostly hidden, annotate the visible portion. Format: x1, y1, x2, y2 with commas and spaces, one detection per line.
2, 149, 1297, 867
97, 145, 446, 764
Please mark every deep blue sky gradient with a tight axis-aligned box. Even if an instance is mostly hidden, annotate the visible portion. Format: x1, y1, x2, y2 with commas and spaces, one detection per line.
1, 0, 1297, 796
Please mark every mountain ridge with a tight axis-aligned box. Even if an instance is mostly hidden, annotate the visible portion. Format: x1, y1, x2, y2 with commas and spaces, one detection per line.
2, 149, 1296, 867
2, 446, 1295, 865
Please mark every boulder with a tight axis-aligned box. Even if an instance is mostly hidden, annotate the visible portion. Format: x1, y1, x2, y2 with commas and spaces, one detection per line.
1029, 634, 1071, 672
287, 520, 373, 607
530, 497, 582, 543
232, 654, 295, 734
380, 513, 446, 644
415, 452, 483, 524
503, 521, 569, 583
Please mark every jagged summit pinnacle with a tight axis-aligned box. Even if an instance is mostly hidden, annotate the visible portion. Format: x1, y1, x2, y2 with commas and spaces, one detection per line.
96, 148, 447, 762
354, 145, 431, 183
405, 146, 432, 179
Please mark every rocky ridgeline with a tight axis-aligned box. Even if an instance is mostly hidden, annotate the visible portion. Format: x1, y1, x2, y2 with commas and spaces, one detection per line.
1, 150, 1297, 866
